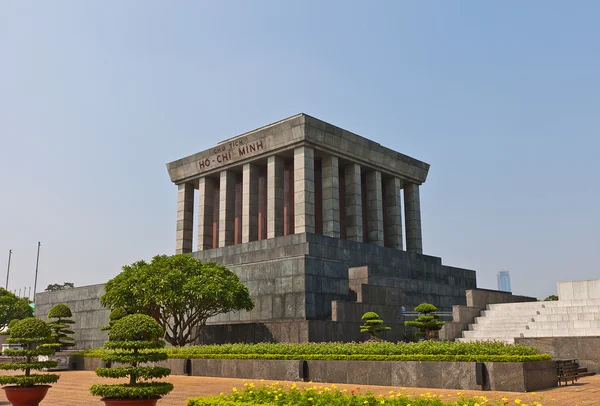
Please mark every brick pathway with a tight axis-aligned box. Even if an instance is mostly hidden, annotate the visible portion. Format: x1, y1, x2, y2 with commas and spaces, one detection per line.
0, 371, 598, 405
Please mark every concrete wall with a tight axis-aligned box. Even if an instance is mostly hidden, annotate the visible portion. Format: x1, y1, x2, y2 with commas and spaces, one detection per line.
73, 357, 558, 392
558, 279, 600, 301
35, 284, 109, 350
516, 336, 600, 373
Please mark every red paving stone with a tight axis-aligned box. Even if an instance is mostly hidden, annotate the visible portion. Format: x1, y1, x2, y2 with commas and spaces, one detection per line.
0, 371, 599, 405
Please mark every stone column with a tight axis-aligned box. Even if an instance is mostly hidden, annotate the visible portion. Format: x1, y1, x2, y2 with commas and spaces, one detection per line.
176, 182, 194, 254
267, 155, 284, 238
365, 170, 384, 246
293, 146, 315, 234
322, 155, 340, 238
197, 177, 216, 251
242, 163, 259, 243
384, 177, 403, 250
404, 182, 423, 254
218, 170, 236, 247
344, 163, 363, 242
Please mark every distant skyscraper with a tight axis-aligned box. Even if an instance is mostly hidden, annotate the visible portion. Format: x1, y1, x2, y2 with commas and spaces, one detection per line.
497, 270, 511, 292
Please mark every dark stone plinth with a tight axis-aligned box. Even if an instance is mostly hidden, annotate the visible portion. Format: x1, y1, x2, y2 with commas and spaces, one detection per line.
517, 336, 600, 374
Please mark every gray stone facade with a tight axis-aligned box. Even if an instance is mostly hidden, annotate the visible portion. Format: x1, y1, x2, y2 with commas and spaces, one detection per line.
193, 233, 476, 343
34, 284, 109, 350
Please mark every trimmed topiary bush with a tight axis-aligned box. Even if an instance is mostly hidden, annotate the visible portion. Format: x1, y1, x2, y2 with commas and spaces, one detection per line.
90, 313, 173, 401
359, 312, 391, 340
404, 302, 445, 340
0, 318, 60, 387
100, 307, 128, 332
45, 304, 76, 351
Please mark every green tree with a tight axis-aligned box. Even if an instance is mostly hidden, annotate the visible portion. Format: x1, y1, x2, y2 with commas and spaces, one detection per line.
359, 311, 391, 340
90, 314, 173, 400
0, 288, 33, 331
404, 303, 445, 340
100, 307, 128, 331
45, 282, 75, 292
0, 318, 60, 387
45, 304, 76, 350
101, 254, 254, 346
544, 295, 559, 301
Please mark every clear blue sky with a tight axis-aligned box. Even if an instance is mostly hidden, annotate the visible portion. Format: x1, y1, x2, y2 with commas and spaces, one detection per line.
1, 1, 598, 300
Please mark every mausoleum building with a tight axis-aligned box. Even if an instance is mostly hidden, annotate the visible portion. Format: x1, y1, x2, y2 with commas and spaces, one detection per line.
166, 114, 477, 343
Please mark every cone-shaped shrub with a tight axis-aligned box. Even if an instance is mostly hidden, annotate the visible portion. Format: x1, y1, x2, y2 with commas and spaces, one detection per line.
0, 318, 60, 387
90, 314, 173, 400
100, 307, 128, 331
45, 304, 76, 351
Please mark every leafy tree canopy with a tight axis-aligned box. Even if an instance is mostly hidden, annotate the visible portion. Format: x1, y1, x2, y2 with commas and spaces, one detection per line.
101, 254, 254, 346
544, 295, 559, 301
0, 288, 33, 331
45, 282, 75, 292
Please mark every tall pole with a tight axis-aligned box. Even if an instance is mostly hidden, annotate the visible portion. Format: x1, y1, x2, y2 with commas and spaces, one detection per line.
5, 249, 11, 290
33, 242, 41, 304
28, 287, 31, 301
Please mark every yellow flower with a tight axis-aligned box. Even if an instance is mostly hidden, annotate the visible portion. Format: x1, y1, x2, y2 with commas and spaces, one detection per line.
515, 400, 522, 405
331, 384, 337, 389
531, 392, 536, 395
232, 388, 238, 392
364, 401, 368, 405
380, 401, 385, 404
502, 398, 508, 402
475, 403, 480, 406
389, 391, 395, 395
260, 379, 264, 382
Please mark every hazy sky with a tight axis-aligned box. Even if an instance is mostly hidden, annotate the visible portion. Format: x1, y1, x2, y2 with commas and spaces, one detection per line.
1, 1, 598, 301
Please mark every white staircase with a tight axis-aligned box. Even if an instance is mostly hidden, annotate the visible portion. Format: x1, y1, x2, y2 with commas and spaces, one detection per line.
458, 299, 600, 343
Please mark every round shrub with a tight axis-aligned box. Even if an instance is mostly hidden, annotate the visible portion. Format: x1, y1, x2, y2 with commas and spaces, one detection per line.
10, 318, 52, 341
7, 319, 20, 329
109, 307, 128, 321
110, 314, 163, 341
47, 304, 73, 318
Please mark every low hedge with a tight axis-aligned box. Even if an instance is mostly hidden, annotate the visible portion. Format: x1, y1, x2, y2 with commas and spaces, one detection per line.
75, 341, 551, 363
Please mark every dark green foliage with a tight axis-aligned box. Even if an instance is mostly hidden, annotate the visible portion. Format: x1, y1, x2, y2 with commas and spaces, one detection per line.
47, 304, 72, 318
101, 254, 254, 346
0, 318, 60, 387
359, 312, 391, 340
404, 303, 445, 340
45, 282, 75, 292
101, 307, 128, 331
77, 340, 551, 362
110, 313, 163, 341
45, 304, 76, 351
0, 288, 34, 331
544, 295, 559, 301
90, 314, 173, 400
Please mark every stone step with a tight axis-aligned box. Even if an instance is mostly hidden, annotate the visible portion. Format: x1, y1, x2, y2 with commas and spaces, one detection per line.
470, 323, 530, 330
533, 313, 600, 322
456, 337, 515, 344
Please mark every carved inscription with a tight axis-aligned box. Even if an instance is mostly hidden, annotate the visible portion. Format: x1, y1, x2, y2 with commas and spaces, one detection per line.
197, 139, 265, 171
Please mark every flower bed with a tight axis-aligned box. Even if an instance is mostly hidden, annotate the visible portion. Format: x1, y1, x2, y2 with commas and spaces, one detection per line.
75, 341, 551, 363
186, 383, 546, 406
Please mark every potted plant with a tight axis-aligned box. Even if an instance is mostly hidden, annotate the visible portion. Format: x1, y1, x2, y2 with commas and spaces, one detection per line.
0, 317, 60, 405
45, 304, 76, 351
90, 313, 173, 406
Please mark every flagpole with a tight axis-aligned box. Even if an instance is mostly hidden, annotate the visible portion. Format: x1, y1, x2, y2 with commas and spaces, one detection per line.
33, 242, 41, 304
5, 249, 11, 290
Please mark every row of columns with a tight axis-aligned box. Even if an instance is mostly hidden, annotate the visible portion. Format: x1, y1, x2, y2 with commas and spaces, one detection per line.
176, 147, 423, 254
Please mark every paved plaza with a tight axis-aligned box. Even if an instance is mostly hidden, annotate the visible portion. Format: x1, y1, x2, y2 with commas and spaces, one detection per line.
0, 371, 598, 405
